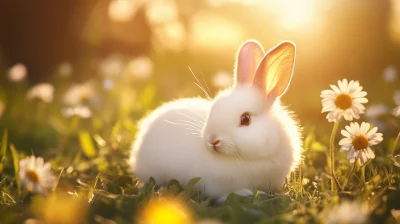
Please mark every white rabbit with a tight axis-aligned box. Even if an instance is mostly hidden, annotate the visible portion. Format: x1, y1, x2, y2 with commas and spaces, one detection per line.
130, 40, 302, 198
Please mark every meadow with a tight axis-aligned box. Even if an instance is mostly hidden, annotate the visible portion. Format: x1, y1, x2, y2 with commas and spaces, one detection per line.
1, 1, 400, 224
1, 55, 400, 224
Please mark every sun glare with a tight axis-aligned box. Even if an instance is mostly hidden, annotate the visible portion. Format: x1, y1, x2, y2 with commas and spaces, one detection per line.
189, 12, 244, 52
278, 0, 317, 30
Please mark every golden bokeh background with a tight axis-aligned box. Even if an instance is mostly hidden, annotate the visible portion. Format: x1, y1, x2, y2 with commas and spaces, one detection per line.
0, 0, 399, 128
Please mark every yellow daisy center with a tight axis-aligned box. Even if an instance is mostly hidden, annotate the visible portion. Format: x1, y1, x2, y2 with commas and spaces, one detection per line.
26, 170, 40, 183
335, 93, 353, 110
352, 135, 369, 151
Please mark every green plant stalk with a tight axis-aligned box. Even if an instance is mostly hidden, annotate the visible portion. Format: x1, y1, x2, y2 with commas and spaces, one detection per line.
361, 165, 366, 184
391, 132, 400, 158
329, 121, 342, 191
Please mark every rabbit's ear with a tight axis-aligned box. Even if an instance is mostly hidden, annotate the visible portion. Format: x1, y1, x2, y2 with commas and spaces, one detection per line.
234, 40, 264, 87
253, 41, 296, 102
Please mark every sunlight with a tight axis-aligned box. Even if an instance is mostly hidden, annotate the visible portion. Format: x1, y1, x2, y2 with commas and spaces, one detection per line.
390, 0, 400, 43
278, 0, 317, 30
189, 12, 244, 52
108, 0, 140, 23
139, 198, 192, 224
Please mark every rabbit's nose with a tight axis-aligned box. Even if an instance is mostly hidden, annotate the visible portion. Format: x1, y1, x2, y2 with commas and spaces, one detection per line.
208, 135, 222, 149
211, 139, 220, 146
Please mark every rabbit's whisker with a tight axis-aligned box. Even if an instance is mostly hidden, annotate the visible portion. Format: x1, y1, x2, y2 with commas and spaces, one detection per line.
188, 67, 212, 100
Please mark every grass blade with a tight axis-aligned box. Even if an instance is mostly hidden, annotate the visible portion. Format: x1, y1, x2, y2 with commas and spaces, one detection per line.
78, 131, 97, 158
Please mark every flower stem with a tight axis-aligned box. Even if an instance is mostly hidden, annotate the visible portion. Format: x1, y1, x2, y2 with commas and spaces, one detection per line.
391, 132, 400, 158
361, 165, 366, 184
329, 121, 342, 191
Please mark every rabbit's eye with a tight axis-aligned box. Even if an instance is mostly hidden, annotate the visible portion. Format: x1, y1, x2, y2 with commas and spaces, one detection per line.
240, 112, 251, 126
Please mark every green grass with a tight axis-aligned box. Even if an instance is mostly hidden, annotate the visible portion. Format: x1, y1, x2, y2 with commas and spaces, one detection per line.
1, 70, 400, 224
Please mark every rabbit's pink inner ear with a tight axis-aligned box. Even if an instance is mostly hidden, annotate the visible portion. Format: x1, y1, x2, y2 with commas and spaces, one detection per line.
253, 41, 296, 101
234, 40, 264, 87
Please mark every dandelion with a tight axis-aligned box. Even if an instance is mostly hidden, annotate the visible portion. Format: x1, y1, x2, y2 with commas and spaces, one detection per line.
63, 82, 94, 106
99, 54, 124, 78
61, 106, 92, 119
325, 201, 368, 224
339, 122, 383, 165
212, 71, 232, 88
19, 156, 55, 194
26, 83, 55, 103
393, 90, 400, 117
8, 63, 27, 82
127, 56, 154, 79
59, 62, 73, 77
321, 79, 368, 122
139, 197, 192, 224
382, 65, 397, 82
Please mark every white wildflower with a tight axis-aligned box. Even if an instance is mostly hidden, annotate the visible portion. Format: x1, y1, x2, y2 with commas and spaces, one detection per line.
8, 63, 27, 82
99, 54, 124, 77
59, 62, 73, 77
321, 79, 368, 122
339, 122, 383, 165
61, 106, 92, 119
383, 65, 397, 82
63, 82, 94, 106
19, 156, 55, 194
103, 79, 114, 90
26, 83, 55, 103
212, 71, 232, 88
126, 56, 154, 79
326, 201, 368, 224
366, 103, 388, 119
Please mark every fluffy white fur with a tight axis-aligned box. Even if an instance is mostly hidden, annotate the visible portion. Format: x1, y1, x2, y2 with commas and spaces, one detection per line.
130, 40, 302, 198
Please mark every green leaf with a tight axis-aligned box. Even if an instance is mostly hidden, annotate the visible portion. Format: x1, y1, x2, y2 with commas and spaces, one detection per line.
10, 144, 21, 194
185, 177, 201, 191
78, 131, 97, 158
1, 129, 8, 161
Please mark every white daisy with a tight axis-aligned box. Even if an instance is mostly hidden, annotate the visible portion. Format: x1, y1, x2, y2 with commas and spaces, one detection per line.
212, 71, 232, 88
393, 90, 400, 117
339, 122, 383, 165
126, 56, 154, 79
19, 155, 55, 194
382, 65, 397, 82
365, 103, 388, 119
61, 106, 92, 119
321, 79, 368, 122
325, 201, 368, 224
59, 62, 73, 77
8, 63, 27, 82
26, 83, 55, 103
63, 82, 95, 106
99, 54, 124, 78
